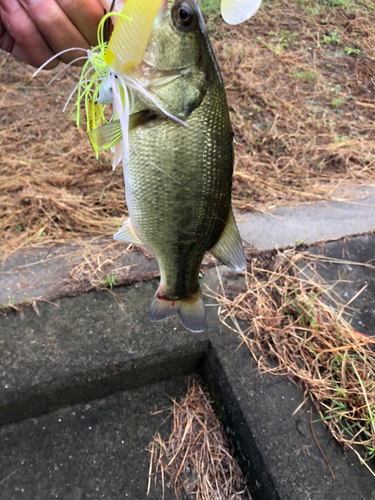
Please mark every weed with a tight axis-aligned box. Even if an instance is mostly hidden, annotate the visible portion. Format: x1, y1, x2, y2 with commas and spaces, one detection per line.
275, 45, 283, 55
344, 46, 362, 56
199, 0, 220, 17
330, 84, 341, 94
296, 0, 358, 15
104, 273, 118, 290
323, 32, 340, 45
293, 69, 318, 83
334, 134, 349, 143
331, 98, 345, 108
213, 249, 375, 471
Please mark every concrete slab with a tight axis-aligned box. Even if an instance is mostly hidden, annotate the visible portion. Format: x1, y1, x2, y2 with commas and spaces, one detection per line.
236, 186, 375, 250
0, 376, 188, 500
0, 280, 208, 425
0, 242, 159, 306
1, 187, 374, 308
1, 235, 374, 500
309, 234, 375, 335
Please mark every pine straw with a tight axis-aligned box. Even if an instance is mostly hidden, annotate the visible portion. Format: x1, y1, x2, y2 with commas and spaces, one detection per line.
214, 0, 375, 211
0, 54, 127, 257
147, 380, 251, 500
209, 248, 375, 474
1, 0, 375, 256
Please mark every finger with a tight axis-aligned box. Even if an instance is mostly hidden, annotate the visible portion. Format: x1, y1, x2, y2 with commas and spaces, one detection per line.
0, 1, 58, 68
56, 0, 103, 47
18, 0, 90, 64
0, 26, 15, 54
0, 14, 5, 40
0, 14, 12, 51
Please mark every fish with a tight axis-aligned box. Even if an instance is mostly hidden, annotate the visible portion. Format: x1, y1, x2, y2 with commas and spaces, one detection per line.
91, 0, 246, 333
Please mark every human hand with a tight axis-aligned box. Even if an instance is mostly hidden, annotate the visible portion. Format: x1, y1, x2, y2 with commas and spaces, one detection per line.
0, 0, 104, 69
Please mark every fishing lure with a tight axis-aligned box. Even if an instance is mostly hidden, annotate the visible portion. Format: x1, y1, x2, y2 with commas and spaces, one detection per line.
221, 0, 262, 25
101, 0, 263, 26
35, 0, 186, 169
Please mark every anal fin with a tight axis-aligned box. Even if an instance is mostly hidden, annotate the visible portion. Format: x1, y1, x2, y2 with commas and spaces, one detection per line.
113, 218, 142, 244
209, 209, 246, 272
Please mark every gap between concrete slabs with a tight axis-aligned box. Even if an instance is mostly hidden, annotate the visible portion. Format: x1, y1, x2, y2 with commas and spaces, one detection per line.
1, 242, 374, 500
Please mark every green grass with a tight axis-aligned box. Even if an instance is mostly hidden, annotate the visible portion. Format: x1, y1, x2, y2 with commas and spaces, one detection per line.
293, 69, 318, 83
104, 274, 118, 290
292, 0, 370, 15
199, 0, 221, 17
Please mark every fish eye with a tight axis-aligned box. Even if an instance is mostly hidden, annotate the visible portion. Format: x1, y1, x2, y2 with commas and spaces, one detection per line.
172, 2, 195, 31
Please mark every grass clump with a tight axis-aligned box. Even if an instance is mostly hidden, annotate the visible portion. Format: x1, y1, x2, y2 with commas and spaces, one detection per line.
293, 68, 319, 83
212, 249, 375, 474
147, 380, 251, 500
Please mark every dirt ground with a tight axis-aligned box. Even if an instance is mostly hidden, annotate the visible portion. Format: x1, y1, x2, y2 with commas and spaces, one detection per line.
0, 0, 374, 256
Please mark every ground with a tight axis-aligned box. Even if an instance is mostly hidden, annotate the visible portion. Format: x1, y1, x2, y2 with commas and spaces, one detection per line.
0, 0, 374, 257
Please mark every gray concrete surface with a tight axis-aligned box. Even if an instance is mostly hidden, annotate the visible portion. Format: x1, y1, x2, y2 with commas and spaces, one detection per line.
0, 376, 187, 500
1, 187, 374, 307
310, 234, 375, 335
0, 242, 159, 306
236, 186, 375, 250
1, 236, 374, 500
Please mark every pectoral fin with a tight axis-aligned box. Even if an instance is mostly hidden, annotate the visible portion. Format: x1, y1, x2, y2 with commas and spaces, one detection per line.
113, 218, 142, 244
89, 120, 122, 151
209, 209, 246, 272
89, 112, 147, 151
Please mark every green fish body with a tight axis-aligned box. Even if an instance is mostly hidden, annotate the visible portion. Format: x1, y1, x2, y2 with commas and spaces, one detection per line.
104, 0, 246, 331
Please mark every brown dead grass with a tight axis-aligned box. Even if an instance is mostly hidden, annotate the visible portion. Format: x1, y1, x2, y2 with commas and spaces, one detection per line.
209, 248, 375, 474
214, 0, 375, 210
1, 0, 375, 255
0, 55, 127, 256
147, 379, 251, 500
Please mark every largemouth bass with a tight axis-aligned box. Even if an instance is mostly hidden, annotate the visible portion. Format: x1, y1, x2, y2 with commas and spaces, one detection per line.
94, 0, 246, 332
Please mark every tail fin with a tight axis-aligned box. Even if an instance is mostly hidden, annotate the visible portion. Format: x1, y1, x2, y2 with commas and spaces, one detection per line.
148, 287, 206, 333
